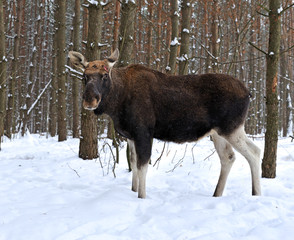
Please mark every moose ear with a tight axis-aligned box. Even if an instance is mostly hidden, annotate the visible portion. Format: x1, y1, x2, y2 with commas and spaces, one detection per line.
106, 48, 119, 69
68, 51, 89, 70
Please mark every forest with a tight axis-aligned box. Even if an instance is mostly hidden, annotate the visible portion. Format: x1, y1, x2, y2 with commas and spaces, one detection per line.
0, 0, 293, 150
1, 1, 294, 238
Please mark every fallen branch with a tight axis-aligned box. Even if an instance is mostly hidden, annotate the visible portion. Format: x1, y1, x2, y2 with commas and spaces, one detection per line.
67, 163, 81, 178
27, 78, 52, 116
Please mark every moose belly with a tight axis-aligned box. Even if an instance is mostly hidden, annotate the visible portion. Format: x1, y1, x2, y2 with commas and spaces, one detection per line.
153, 119, 212, 143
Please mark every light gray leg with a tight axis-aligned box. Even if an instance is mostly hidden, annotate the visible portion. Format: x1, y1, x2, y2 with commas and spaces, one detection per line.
212, 132, 236, 197
127, 139, 138, 192
225, 125, 261, 196
137, 163, 149, 199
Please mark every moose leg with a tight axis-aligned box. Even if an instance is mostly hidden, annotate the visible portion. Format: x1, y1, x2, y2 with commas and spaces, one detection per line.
212, 132, 236, 197
225, 125, 261, 196
127, 139, 139, 192
137, 163, 149, 199
134, 135, 152, 199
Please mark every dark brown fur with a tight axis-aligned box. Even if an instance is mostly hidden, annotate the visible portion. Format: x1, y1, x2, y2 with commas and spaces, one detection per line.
83, 64, 250, 167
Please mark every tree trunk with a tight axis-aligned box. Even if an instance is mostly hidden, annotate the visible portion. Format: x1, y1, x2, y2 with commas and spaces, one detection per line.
49, 29, 58, 137
72, 0, 81, 138
262, 0, 281, 178
210, 0, 219, 73
112, 1, 120, 51
5, 1, 22, 138
116, 0, 136, 166
117, 0, 136, 67
56, 0, 67, 141
280, 39, 289, 137
0, 0, 6, 149
79, 2, 103, 160
156, 0, 162, 71
146, 0, 153, 67
167, 0, 179, 75
178, 0, 191, 75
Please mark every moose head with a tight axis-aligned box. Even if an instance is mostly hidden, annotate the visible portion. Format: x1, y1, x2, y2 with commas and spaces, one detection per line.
68, 49, 119, 110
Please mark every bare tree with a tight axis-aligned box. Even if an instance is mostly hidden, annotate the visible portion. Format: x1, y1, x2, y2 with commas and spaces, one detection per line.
5, 0, 23, 138
72, 0, 81, 138
178, 0, 191, 75
56, 0, 67, 141
167, 0, 179, 75
117, 0, 136, 67
0, 0, 6, 149
79, 1, 103, 160
262, 0, 281, 178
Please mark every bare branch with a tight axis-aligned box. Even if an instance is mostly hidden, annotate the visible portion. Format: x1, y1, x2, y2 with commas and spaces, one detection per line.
249, 42, 268, 56
278, 3, 294, 15
280, 44, 294, 55
27, 79, 52, 116
153, 142, 166, 168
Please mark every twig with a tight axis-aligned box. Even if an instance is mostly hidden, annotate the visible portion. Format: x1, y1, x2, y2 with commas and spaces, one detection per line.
67, 163, 80, 178
103, 142, 117, 178
191, 143, 197, 164
281, 44, 294, 55
97, 157, 105, 176
290, 135, 294, 142
167, 144, 188, 173
203, 150, 216, 161
249, 42, 268, 56
278, 3, 294, 16
27, 79, 52, 116
153, 142, 166, 168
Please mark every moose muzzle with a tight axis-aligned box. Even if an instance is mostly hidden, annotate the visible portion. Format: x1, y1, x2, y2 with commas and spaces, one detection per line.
82, 81, 101, 110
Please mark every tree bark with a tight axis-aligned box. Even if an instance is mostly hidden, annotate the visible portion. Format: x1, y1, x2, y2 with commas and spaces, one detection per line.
56, 0, 67, 141
178, 0, 191, 75
49, 16, 58, 137
79, 2, 103, 160
146, 0, 153, 67
167, 0, 179, 75
210, 0, 219, 73
0, 0, 6, 149
5, 1, 22, 138
117, 0, 136, 67
112, 0, 120, 51
262, 0, 281, 178
72, 0, 81, 138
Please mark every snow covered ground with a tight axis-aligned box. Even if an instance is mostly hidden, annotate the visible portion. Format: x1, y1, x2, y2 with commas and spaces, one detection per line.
0, 133, 294, 240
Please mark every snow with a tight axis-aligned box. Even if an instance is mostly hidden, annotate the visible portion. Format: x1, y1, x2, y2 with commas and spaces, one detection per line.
170, 37, 179, 46
0, 134, 294, 240
277, 6, 283, 14
165, 66, 171, 71
183, 28, 190, 34
178, 54, 188, 62
87, 0, 99, 5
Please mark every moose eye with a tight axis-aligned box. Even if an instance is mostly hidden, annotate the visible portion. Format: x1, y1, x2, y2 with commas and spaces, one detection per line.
92, 65, 97, 69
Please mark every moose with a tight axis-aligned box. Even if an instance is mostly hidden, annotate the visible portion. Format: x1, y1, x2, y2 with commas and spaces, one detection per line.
69, 49, 261, 199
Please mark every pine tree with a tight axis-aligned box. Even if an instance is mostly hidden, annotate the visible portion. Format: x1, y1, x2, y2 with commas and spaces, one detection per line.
56, 0, 67, 141
79, 1, 103, 160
